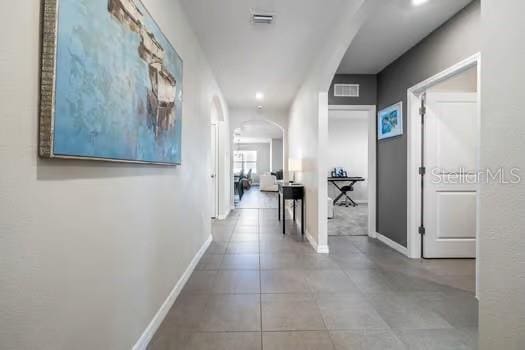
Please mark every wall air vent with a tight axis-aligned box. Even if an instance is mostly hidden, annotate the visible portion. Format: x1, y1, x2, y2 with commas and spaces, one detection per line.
334, 84, 360, 97
252, 13, 274, 24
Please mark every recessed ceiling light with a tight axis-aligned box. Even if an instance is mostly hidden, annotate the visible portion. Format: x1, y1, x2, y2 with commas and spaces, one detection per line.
412, 0, 429, 6
256, 92, 264, 101
257, 105, 264, 110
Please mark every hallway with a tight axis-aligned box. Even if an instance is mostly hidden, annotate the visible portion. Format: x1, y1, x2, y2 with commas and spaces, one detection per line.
235, 186, 279, 209
149, 209, 478, 350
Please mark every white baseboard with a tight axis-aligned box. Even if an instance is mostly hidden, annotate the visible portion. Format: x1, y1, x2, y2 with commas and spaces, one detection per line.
375, 232, 408, 257
218, 208, 231, 220
304, 231, 330, 254
133, 234, 212, 350
285, 205, 330, 254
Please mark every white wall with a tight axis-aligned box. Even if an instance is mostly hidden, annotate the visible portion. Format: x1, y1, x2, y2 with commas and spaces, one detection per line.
271, 138, 284, 171
0, 0, 228, 349
287, 0, 379, 252
479, 0, 525, 348
429, 65, 477, 93
210, 98, 232, 219
236, 143, 271, 184
230, 107, 288, 137
327, 110, 369, 202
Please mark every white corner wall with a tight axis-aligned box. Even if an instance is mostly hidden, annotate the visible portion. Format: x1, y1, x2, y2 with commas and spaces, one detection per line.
0, 0, 228, 349
287, 0, 380, 252
479, 0, 525, 348
271, 138, 284, 171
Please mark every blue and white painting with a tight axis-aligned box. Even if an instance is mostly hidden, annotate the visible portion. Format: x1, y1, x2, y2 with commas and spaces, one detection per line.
53, 0, 183, 164
378, 102, 403, 140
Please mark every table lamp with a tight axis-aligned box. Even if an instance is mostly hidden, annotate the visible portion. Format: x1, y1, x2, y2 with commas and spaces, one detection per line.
288, 159, 303, 184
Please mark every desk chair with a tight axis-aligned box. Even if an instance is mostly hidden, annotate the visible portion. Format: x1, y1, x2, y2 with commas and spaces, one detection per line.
337, 185, 358, 207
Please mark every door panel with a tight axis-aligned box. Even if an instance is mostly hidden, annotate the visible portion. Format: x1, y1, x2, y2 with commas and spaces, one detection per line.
423, 93, 478, 258
436, 191, 477, 239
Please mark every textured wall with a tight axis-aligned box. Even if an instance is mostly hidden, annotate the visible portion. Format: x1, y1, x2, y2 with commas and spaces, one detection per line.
287, 0, 379, 251
376, 0, 480, 246
271, 139, 284, 172
478, 0, 525, 348
0, 0, 228, 349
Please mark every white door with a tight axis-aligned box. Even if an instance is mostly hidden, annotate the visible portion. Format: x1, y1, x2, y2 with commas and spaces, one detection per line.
423, 92, 478, 258
210, 123, 218, 218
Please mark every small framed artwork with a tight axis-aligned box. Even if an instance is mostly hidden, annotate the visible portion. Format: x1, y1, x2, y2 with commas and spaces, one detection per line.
378, 102, 403, 140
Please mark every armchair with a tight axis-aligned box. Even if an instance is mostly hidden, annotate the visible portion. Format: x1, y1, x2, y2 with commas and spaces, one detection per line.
260, 174, 279, 192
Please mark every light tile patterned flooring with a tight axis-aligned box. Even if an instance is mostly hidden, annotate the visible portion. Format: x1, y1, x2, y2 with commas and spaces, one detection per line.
235, 186, 279, 209
149, 209, 478, 350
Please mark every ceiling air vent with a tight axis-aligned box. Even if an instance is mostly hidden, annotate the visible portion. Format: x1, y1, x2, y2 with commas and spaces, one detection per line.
334, 84, 360, 97
252, 13, 274, 24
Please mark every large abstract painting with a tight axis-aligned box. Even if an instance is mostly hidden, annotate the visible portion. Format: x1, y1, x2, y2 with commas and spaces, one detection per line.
39, 0, 183, 165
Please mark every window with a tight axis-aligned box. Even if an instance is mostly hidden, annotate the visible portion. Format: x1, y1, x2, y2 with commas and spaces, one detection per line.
234, 150, 257, 175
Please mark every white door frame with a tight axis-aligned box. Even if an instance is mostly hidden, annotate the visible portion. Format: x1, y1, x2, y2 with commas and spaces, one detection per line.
328, 105, 377, 239
210, 121, 220, 219
407, 53, 481, 263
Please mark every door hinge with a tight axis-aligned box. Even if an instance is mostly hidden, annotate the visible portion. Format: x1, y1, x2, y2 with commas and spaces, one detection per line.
419, 106, 426, 116
419, 226, 426, 235
419, 167, 426, 176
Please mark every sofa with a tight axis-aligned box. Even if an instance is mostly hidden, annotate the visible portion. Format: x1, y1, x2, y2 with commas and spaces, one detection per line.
260, 174, 279, 192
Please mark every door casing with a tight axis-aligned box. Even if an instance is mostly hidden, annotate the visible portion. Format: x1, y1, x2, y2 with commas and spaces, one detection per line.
210, 122, 219, 219
327, 105, 377, 242
406, 53, 481, 295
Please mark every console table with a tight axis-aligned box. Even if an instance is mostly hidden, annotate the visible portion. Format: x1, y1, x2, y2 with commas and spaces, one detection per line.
278, 183, 305, 236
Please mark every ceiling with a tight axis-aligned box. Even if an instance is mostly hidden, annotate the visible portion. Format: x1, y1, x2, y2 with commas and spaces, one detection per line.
180, 0, 351, 109
180, 0, 473, 110
337, 0, 472, 74
234, 119, 283, 143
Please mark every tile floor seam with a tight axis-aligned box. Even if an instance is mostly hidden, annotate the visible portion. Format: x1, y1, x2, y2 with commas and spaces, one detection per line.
257, 209, 264, 349
150, 207, 477, 349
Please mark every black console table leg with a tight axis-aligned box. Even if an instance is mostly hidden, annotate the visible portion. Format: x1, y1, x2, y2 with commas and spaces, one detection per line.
278, 193, 281, 221
301, 199, 305, 237
293, 200, 296, 221
282, 197, 286, 235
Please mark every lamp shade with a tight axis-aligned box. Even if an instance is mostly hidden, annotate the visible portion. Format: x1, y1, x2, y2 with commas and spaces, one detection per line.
288, 159, 303, 172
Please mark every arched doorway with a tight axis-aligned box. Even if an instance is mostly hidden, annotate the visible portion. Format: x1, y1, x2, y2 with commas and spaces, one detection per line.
210, 95, 228, 219
233, 118, 285, 209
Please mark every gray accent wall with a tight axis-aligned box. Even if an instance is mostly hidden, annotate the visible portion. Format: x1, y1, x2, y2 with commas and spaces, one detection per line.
329, 74, 377, 106
376, 0, 480, 247
271, 138, 284, 171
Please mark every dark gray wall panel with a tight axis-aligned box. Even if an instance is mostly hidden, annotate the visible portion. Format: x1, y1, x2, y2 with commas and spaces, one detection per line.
329, 74, 377, 106
376, 0, 480, 247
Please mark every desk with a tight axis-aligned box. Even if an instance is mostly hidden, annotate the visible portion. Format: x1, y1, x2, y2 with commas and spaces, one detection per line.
278, 183, 305, 236
328, 177, 365, 207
